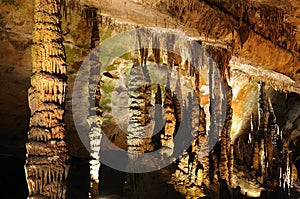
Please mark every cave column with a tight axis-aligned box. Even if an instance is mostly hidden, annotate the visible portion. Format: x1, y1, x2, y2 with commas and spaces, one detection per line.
88, 13, 102, 198
25, 0, 70, 198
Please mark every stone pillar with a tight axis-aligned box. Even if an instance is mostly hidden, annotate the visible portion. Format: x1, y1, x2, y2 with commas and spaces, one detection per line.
25, 0, 70, 198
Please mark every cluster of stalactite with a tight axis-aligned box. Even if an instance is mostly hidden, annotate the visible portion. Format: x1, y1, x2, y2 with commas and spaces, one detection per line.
87, 14, 102, 198
168, 45, 234, 198
170, 92, 210, 198
121, 30, 215, 198
165, 0, 299, 54
235, 82, 298, 195
165, 0, 232, 40
81, 6, 99, 28
25, 0, 70, 198
163, 0, 300, 83
206, 46, 233, 185
204, 0, 299, 53
61, 0, 80, 22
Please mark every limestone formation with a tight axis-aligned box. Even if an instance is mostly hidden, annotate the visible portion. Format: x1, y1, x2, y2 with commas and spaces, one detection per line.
25, 0, 70, 198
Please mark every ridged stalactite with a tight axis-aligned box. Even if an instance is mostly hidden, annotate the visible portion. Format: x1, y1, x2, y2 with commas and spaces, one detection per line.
81, 6, 98, 28
241, 82, 299, 194
199, 106, 210, 188
161, 86, 176, 157
207, 46, 232, 186
161, 35, 176, 157
203, 0, 299, 54
127, 59, 153, 160
126, 51, 154, 198
266, 97, 275, 183
90, 9, 100, 49
208, 58, 221, 182
140, 48, 154, 148
257, 82, 269, 183
253, 141, 259, 170
219, 61, 232, 183
25, 0, 70, 198
61, 0, 80, 22
173, 69, 183, 134
153, 84, 163, 149
194, 67, 211, 188
87, 15, 102, 198
171, 92, 208, 198
171, 51, 211, 197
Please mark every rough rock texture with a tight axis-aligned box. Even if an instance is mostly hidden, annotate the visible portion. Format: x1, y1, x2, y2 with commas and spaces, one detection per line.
24, 0, 70, 198
1, 0, 300, 198
87, 13, 102, 197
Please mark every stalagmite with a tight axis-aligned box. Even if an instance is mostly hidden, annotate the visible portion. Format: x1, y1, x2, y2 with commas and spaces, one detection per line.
25, 0, 70, 198
87, 12, 103, 198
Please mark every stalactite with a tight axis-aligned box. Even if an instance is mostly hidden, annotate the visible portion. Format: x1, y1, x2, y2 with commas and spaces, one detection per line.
208, 58, 220, 150
153, 84, 163, 149
291, 163, 298, 188
90, 11, 100, 49
206, 46, 232, 188
285, 147, 291, 193
127, 60, 153, 160
82, 6, 98, 27
253, 141, 259, 170
261, 84, 269, 136
173, 69, 183, 133
171, 92, 207, 198
61, 0, 79, 22
127, 30, 156, 163
259, 138, 266, 182
267, 97, 277, 182
161, 86, 175, 157
151, 33, 161, 64
199, 107, 210, 188
25, 0, 69, 198
229, 144, 234, 185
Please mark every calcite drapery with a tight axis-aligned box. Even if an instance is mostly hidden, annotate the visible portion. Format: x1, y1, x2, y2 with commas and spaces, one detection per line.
25, 0, 70, 198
